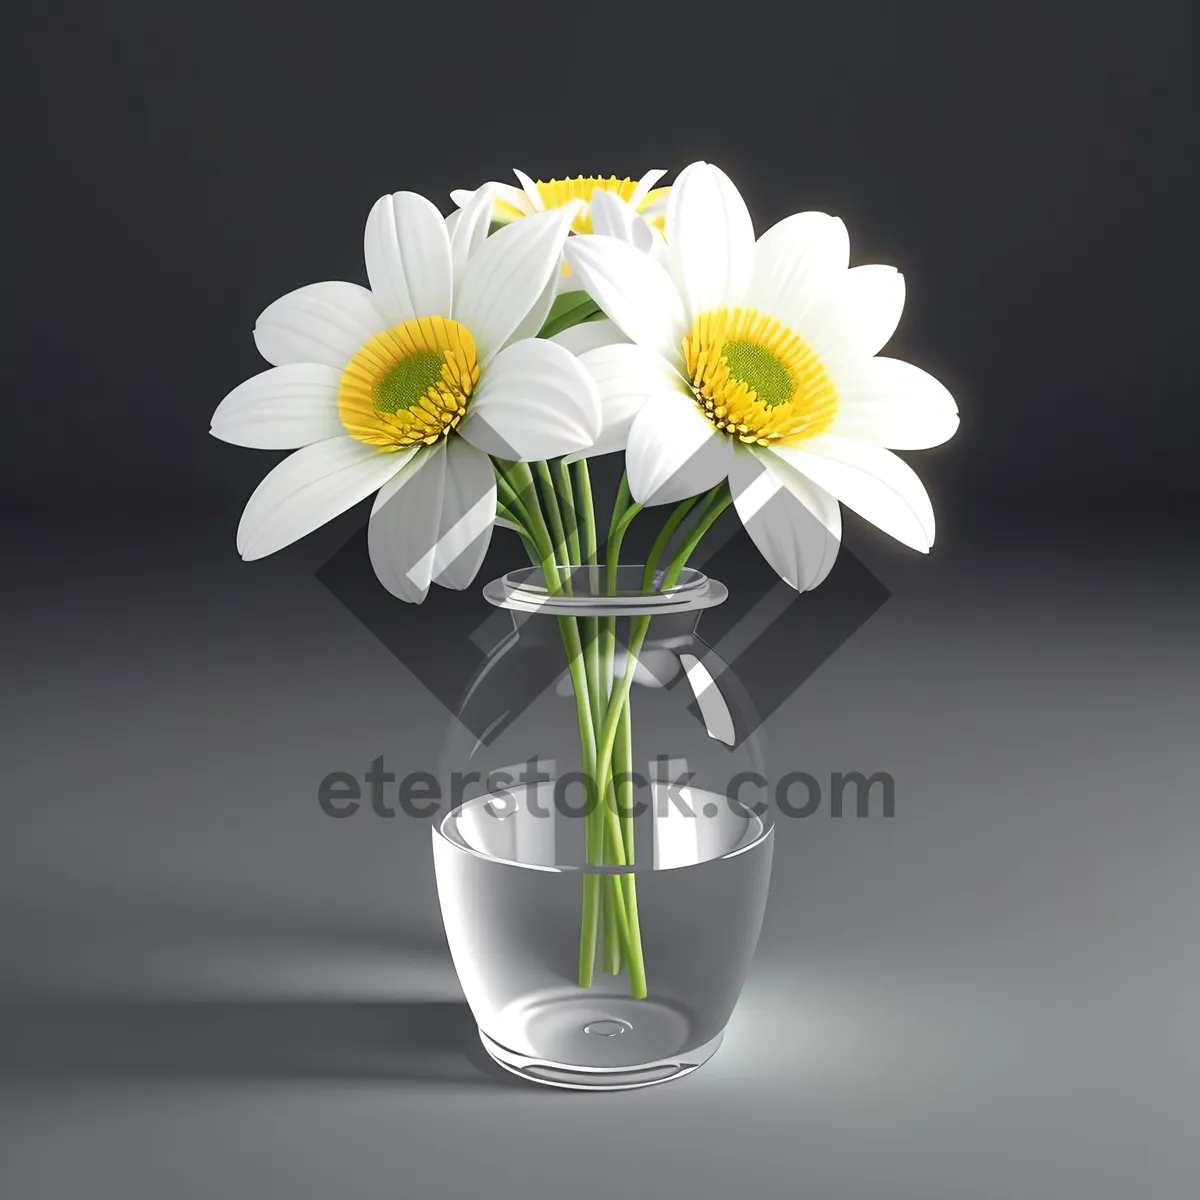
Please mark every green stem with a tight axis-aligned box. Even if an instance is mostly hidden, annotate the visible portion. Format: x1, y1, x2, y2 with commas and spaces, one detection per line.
494, 460, 540, 536
574, 460, 599, 567
599, 479, 643, 962
555, 458, 581, 568
569, 462, 624, 971
641, 494, 701, 592
600, 474, 641, 701
591, 484, 733, 999
615, 693, 634, 868
492, 460, 654, 990
600, 814, 620, 974
497, 461, 616, 985
534, 461, 569, 591
607, 474, 632, 542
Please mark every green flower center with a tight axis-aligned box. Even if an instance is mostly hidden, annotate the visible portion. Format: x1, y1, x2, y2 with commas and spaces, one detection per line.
372, 350, 447, 413
719, 340, 795, 409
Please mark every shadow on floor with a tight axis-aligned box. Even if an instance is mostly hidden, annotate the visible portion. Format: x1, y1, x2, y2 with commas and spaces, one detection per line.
0, 998, 537, 1088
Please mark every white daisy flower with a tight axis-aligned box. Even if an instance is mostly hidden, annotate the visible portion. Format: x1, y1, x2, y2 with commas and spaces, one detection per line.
451, 169, 670, 237
211, 188, 600, 602
562, 161, 959, 591
540, 187, 671, 359
452, 170, 670, 303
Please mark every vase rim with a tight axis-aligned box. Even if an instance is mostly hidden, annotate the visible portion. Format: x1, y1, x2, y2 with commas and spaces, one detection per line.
482, 565, 728, 616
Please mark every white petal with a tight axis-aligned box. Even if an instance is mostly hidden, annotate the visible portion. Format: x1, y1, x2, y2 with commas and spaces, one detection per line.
745, 212, 849, 333
549, 317, 630, 356
454, 203, 582, 366
629, 169, 667, 208
451, 184, 535, 221
645, 223, 670, 267
211, 364, 343, 448
564, 342, 683, 464
626, 388, 732, 506
491, 184, 536, 220
563, 234, 688, 366
448, 184, 498, 297
802, 265, 906, 369
552, 264, 578, 296
513, 169, 544, 210
773, 435, 935, 552
431, 439, 498, 589
831, 356, 959, 449
505, 263, 562, 346
237, 437, 412, 560
364, 191, 453, 327
253, 282, 388, 368
458, 337, 600, 461
589, 190, 656, 253
368, 438, 497, 602
665, 161, 755, 320
640, 191, 669, 220
730, 444, 841, 591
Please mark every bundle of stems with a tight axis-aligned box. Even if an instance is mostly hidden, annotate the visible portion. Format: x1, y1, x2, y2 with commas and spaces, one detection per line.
493, 456, 731, 999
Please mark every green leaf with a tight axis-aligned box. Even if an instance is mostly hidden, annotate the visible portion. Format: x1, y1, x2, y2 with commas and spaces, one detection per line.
538, 289, 603, 339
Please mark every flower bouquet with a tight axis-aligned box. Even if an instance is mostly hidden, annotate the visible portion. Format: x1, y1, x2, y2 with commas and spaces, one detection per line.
212, 162, 957, 1086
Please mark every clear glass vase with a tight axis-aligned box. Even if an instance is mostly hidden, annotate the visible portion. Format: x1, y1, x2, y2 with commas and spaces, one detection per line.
434, 566, 774, 1090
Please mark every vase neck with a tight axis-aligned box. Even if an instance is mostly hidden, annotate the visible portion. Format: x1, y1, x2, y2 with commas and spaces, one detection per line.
482, 564, 727, 619
506, 607, 702, 647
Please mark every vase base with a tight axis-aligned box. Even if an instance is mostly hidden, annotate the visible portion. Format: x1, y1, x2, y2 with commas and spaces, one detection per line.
478, 1008, 724, 1092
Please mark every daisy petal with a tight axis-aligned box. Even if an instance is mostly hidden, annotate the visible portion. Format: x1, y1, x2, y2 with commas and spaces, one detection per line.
211, 364, 344, 449
802, 265, 906, 368
639, 188, 670, 220
626, 388, 732, 506
454, 203, 582, 366
563, 234, 688, 366
549, 318, 630, 356
666, 161, 755, 320
773, 435, 935, 552
513, 169, 544, 210
832, 357, 959, 449
367, 444, 442, 603
564, 342, 684, 463
448, 184, 498, 297
364, 191, 453, 327
236, 437, 412, 560
589, 189, 655, 252
458, 337, 600, 461
457, 183, 535, 223
745, 212, 850, 332
629, 168, 667, 208
506, 265, 562, 344
431, 439, 498, 590
367, 438, 497, 602
730, 444, 841, 591
451, 184, 534, 221
253, 282, 388, 368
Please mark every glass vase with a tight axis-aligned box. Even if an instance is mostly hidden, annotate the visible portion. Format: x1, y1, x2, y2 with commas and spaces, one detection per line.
434, 566, 774, 1090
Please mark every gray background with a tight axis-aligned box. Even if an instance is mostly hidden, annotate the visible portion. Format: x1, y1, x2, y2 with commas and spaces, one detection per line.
4, 512, 1197, 1198
6, 0, 1200, 1195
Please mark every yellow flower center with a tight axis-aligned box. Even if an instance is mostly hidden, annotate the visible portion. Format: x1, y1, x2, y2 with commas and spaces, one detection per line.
495, 176, 670, 235
337, 316, 480, 451
683, 308, 838, 446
